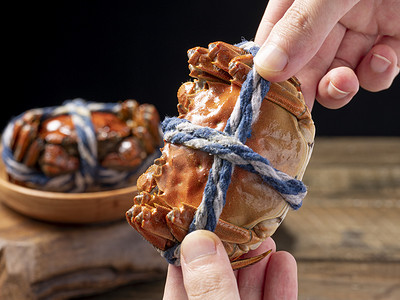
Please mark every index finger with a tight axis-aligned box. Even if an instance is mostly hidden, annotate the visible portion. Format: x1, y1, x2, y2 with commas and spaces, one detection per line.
254, 0, 359, 82
163, 265, 188, 300
254, 0, 293, 46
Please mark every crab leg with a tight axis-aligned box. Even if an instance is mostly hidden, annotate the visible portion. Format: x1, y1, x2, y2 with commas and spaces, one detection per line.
126, 198, 176, 251
166, 204, 269, 269
208, 41, 247, 72
11, 111, 42, 162
188, 42, 254, 88
165, 203, 197, 242
177, 82, 197, 115
231, 249, 272, 270
164, 201, 272, 270
188, 46, 231, 83
188, 42, 310, 119
228, 54, 254, 86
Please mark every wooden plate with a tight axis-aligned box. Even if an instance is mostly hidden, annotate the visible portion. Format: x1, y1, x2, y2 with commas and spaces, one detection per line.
0, 159, 137, 223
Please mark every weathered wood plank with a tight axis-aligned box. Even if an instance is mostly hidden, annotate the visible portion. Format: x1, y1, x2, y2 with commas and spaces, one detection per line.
303, 137, 400, 199
0, 204, 167, 300
307, 137, 400, 166
79, 262, 400, 300
274, 137, 400, 261
298, 261, 400, 300
78, 279, 166, 300
101, 137, 400, 299
275, 205, 400, 261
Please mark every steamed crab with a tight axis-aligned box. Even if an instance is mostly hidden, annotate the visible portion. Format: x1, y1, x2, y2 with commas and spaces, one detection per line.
6, 99, 161, 190
126, 41, 315, 268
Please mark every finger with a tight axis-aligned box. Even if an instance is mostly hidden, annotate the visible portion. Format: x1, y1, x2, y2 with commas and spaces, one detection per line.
254, 0, 359, 82
263, 251, 298, 300
295, 22, 346, 110
180, 230, 240, 300
237, 238, 276, 300
357, 41, 400, 92
316, 66, 359, 109
330, 30, 376, 69
312, 30, 375, 108
163, 265, 188, 300
254, 0, 294, 45
303, 29, 375, 109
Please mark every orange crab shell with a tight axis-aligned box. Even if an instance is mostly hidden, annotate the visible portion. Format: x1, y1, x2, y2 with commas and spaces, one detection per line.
5, 99, 162, 192
127, 41, 315, 266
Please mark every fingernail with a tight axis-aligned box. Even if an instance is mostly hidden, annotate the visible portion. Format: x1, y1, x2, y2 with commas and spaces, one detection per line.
254, 43, 288, 72
181, 231, 217, 264
328, 81, 350, 99
370, 53, 392, 73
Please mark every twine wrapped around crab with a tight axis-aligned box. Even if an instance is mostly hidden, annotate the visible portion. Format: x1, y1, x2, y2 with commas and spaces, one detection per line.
126, 41, 315, 269
1, 99, 162, 192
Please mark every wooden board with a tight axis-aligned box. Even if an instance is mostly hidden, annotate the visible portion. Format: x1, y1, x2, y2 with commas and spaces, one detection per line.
2, 137, 400, 300
0, 203, 167, 300
290, 137, 400, 300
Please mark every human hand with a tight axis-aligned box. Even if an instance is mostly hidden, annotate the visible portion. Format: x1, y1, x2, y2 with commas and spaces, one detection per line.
163, 230, 297, 300
253, 0, 400, 110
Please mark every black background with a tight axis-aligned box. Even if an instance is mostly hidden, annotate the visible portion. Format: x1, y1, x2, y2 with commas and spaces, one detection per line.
4, 1, 400, 136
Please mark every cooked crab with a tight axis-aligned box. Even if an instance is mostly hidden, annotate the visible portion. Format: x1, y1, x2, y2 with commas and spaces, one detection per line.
126, 41, 315, 268
7, 99, 161, 190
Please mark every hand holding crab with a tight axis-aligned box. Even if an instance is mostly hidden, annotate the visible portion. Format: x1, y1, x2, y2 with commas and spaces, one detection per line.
163, 231, 297, 300
160, 1, 400, 299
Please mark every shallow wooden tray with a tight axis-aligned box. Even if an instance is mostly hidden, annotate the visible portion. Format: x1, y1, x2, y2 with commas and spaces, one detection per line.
0, 159, 137, 224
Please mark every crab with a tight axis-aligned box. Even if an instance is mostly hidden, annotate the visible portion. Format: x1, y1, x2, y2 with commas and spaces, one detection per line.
7, 99, 161, 190
126, 41, 315, 269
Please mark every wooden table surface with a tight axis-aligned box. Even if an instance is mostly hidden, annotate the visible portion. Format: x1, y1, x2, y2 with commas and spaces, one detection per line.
81, 137, 400, 300
2, 137, 400, 299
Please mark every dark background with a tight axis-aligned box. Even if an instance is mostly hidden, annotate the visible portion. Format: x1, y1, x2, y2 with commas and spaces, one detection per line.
4, 1, 400, 136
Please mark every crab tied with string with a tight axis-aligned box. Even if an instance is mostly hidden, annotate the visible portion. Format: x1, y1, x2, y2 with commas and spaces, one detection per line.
126, 41, 315, 269
2, 99, 162, 192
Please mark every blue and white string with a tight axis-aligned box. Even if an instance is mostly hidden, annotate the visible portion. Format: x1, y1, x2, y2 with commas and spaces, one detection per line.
1, 99, 157, 192
160, 41, 307, 265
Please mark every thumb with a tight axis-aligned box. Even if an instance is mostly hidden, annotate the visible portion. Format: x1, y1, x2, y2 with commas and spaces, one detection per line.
180, 230, 240, 300
254, 0, 359, 81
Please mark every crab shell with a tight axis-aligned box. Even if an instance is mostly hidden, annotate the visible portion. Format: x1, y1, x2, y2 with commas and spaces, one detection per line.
126, 41, 315, 267
7, 99, 161, 191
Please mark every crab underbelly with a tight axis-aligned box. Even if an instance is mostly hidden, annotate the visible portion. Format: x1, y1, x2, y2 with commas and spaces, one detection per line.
222, 168, 289, 229
154, 142, 290, 231
155, 83, 308, 231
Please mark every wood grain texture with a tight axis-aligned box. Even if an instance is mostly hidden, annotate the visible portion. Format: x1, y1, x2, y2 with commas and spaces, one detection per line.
291, 137, 400, 300
83, 137, 400, 300
2, 137, 400, 300
0, 203, 167, 300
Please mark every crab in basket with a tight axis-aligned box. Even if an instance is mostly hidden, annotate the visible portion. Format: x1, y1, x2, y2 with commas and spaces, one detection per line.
126, 41, 315, 269
3, 99, 161, 192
